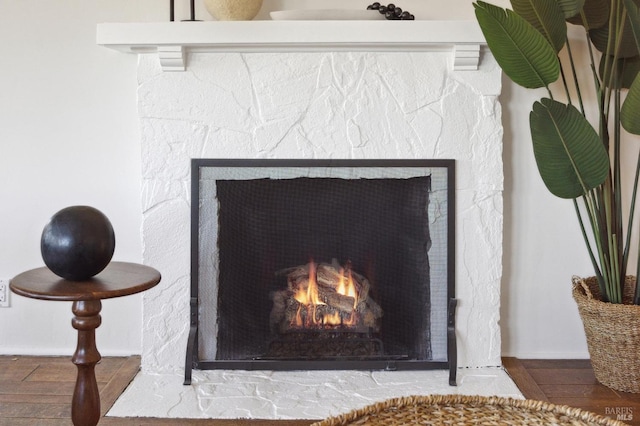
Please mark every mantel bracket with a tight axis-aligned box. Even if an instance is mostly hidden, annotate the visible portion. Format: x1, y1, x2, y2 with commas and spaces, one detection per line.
453, 44, 481, 71
158, 46, 185, 72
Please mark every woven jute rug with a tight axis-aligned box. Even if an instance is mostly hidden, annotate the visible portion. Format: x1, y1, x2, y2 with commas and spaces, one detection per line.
310, 394, 628, 426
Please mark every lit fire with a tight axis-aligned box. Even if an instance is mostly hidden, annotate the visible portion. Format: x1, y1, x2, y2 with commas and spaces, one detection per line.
338, 268, 358, 309
292, 260, 359, 328
293, 261, 324, 306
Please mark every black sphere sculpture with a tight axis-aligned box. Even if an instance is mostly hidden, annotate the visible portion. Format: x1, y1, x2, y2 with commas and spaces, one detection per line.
41, 206, 115, 281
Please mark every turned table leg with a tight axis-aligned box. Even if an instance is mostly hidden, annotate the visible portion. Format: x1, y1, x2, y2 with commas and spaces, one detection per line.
71, 300, 102, 426
9, 263, 160, 426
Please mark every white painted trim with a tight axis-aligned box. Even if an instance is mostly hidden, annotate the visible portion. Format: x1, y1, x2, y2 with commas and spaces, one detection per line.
96, 21, 486, 72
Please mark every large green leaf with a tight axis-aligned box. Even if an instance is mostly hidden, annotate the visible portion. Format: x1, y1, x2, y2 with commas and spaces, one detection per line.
558, 0, 586, 19
622, 74, 640, 134
474, 1, 560, 89
566, 0, 609, 30
591, 27, 640, 58
623, 0, 640, 54
530, 98, 610, 199
511, 0, 568, 52
621, 0, 640, 134
599, 54, 640, 88
590, 0, 640, 58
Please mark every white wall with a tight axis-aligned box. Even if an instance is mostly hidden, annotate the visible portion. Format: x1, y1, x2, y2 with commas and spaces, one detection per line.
501, 25, 640, 358
2, 0, 624, 359
501, 82, 593, 358
0, 0, 159, 355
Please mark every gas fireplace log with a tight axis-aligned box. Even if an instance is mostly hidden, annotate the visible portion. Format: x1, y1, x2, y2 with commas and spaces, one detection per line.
322, 288, 355, 313
279, 266, 309, 291
287, 276, 302, 292
272, 259, 383, 334
269, 290, 289, 332
364, 297, 383, 318
316, 263, 342, 289
316, 263, 372, 303
362, 310, 379, 330
281, 303, 343, 332
290, 278, 356, 313
354, 275, 370, 303
280, 262, 343, 291
276, 295, 382, 333
279, 261, 356, 290
275, 265, 308, 278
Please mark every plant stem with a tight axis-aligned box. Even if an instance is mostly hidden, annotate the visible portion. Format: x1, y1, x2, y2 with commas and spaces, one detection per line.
635, 251, 640, 304
564, 37, 584, 113
626, 150, 640, 262
574, 199, 605, 288
635, 239, 640, 304
582, 191, 609, 299
630, 150, 640, 303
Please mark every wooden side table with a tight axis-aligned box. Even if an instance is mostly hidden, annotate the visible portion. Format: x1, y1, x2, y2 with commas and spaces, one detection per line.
10, 261, 161, 426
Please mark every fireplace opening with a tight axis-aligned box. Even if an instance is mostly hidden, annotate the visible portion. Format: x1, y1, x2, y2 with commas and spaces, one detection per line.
185, 159, 456, 384
267, 258, 384, 360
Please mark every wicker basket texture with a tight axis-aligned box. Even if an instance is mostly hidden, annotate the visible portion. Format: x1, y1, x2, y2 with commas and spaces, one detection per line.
573, 276, 640, 393
311, 394, 628, 426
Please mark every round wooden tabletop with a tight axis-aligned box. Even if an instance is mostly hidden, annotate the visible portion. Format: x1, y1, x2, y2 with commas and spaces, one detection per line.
10, 261, 161, 302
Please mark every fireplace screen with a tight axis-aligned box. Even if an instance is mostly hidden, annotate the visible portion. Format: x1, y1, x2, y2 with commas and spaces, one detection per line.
185, 159, 456, 384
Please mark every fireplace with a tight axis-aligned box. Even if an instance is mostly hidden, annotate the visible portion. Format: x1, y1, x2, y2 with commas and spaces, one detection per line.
185, 159, 456, 383
96, 20, 507, 420
121, 37, 503, 380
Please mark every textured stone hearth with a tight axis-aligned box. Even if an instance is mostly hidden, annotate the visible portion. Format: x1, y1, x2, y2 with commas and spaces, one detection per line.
108, 368, 522, 419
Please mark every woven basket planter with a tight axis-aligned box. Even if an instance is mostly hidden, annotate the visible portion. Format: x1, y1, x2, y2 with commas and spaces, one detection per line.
573, 275, 640, 393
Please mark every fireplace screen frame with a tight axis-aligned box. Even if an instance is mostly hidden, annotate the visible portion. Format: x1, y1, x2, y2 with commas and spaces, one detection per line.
185, 159, 457, 385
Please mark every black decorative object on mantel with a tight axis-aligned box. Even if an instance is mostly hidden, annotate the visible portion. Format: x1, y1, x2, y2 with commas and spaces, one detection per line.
40, 206, 115, 281
185, 0, 197, 21
367, 2, 415, 20
170, 0, 199, 22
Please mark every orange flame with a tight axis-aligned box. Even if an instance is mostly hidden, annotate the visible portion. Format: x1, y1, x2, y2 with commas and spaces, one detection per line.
337, 268, 358, 309
324, 311, 342, 325
291, 261, 326, 327
293, 262, 325, 306
294, 305, 303, 326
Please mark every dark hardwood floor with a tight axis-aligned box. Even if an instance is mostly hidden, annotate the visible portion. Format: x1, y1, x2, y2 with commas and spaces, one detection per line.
503, 358, 640, 425
2, 355, 640, 425
0, 355, 312, 426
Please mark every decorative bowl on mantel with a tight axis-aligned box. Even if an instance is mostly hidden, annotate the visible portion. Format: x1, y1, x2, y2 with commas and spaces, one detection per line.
203, 0, 263, 21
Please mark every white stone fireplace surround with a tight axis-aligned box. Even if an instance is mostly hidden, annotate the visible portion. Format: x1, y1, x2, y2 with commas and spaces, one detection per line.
99, 20, 515, 419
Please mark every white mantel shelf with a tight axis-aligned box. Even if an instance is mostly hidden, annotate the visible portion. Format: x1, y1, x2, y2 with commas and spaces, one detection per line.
96, 21, 486, 72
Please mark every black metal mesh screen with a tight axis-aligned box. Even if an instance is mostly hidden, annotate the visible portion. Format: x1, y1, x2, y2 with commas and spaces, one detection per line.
214, 176, 432, 361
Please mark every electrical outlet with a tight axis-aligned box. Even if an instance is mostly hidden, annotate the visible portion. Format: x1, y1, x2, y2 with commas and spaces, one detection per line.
0, 279, 10, 307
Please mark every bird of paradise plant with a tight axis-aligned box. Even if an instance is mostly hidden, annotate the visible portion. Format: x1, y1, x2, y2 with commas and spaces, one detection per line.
473, 0, 640, 304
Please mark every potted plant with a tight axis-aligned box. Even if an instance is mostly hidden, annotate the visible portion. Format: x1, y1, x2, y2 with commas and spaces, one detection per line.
473, 0, 640, 391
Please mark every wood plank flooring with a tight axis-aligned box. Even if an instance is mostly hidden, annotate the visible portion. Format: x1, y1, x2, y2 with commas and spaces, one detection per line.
503, 358, 640, 425
0, 355, 312, 426
2, 355, 640, 425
